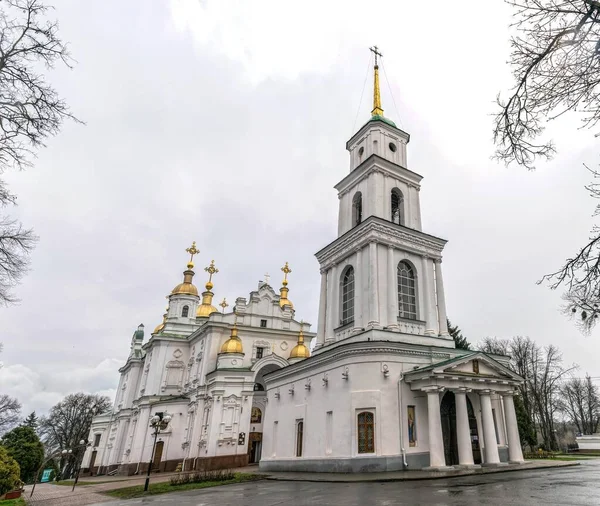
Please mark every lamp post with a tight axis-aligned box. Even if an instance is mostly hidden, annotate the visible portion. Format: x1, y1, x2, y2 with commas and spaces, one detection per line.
60, 449, 73, 480
144, 412, 172, 492
72, 439, 91, 492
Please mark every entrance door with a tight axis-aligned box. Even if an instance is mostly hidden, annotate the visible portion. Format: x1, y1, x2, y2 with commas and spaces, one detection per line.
441, 392, 459, 466
152, 441, 164, 471
248, 432, 262, 464
89, 451, 97, 473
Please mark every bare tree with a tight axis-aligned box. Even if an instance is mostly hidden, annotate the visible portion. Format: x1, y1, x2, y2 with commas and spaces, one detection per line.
494, 1, 600, 170
39, 393, 110, 478
0, 394, 21, 435
478, 336, 574, 449
559, 374, 600, 434
0, 0, 79, 304
495, 1, 600, 331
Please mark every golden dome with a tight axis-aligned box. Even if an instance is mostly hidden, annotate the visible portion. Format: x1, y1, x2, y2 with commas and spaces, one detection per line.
289, 326, 310, 359
197, 301, 218, 317
153, 310, 167, 334
171, 269, 199, 296
220, 322, 243, 354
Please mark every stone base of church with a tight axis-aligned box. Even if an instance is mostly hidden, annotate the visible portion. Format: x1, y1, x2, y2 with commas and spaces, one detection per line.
192, 454, 249, 471
259, 453, 430, 473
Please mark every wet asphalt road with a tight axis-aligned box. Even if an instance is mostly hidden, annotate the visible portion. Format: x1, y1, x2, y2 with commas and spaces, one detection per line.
94, 459, 600, 506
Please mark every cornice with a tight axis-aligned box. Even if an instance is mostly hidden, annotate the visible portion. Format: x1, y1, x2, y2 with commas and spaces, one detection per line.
335, 154, 422, 196
264, 340, 454, 384
346, 119, 410, 149
315, 216, 447, 268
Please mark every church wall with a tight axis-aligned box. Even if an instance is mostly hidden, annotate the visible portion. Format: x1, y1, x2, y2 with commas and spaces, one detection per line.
262, 352, 436, 470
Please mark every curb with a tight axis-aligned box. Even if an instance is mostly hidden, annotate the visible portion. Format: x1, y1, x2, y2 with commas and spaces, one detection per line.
262, 461, 580, 483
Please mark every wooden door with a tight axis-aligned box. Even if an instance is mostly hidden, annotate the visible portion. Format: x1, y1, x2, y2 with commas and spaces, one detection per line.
152, 441, 164, 471
89, 451, 97, 471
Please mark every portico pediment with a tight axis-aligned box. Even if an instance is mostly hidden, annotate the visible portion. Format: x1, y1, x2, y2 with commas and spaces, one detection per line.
404, 352, 523, 390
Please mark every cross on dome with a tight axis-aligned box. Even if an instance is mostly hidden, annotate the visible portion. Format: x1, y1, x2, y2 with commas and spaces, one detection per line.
185, 241, 200, 269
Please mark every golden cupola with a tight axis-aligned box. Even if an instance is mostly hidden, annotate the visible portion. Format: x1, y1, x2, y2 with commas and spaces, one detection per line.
197, 259, 219, 317
278, 262, 294, 309
153, 308, 168, 334
171, 242, 200, 296
220, 317, 243, 354
289, 322, 310, 360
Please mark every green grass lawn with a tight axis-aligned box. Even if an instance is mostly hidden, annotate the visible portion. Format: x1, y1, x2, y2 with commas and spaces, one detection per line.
0, 498, 26, 505
104, 473, 262, 500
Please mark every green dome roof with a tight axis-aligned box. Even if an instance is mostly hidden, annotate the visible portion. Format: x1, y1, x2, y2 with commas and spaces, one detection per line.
370, 114, 397, 128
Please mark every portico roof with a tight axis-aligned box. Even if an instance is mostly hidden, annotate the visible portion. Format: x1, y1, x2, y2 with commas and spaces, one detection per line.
403, 352, 523, 391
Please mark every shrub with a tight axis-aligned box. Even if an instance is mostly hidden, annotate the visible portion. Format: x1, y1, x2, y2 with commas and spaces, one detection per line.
1, 426, 44, 483
0, 446, 21, 495
170, 469, 235, 486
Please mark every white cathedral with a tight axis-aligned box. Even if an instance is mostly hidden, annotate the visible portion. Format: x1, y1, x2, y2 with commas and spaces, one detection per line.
82, 54, 525, 476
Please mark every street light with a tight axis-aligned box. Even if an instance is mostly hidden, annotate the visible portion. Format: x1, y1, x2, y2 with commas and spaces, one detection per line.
144, 412, 172, 492
71, 440, 91, 492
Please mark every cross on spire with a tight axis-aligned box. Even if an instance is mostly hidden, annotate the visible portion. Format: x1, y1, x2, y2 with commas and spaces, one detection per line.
281, 262, 292, 286
369, 46, 384, 117
264, 272, 270, 284
185, 241, 200, 269
204, 260, 219, 281
370, 45, 383, 67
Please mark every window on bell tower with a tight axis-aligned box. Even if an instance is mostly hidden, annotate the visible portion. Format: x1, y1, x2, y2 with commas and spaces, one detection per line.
340, 266, 355, 326
391, 188, 404, 226
397, 261, 417, 320
181, 305, 189, 317
352, 192, 362, 226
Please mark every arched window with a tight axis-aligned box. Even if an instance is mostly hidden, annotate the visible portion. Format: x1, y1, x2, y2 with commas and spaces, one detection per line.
296, 420, 304, 457
181, 305, 189, 317
397, 261, 417, 320
352, 192, 362, 227
340, 267, 355, 326
391, 188, 404, 225
357, 412, 375, 453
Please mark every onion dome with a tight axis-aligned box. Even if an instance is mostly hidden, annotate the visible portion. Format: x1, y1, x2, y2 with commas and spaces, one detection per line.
289, 323, 310, 360
196, 259, 219, 317
171, 242, 200, 296
279, 262, 294, 309
153, 309, 168, 334
220, 319, 243, 354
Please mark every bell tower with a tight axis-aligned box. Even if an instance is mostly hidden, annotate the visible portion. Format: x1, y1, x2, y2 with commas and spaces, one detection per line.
314, 48, 451, 352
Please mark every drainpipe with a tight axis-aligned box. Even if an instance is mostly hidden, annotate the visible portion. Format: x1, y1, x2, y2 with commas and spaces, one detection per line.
398, 374, 408, 468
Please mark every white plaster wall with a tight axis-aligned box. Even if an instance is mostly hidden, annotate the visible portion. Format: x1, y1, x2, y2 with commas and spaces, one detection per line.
262, 355, 433, 462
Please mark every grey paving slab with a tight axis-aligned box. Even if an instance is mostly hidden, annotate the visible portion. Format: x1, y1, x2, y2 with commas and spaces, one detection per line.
91, 459, 600, 506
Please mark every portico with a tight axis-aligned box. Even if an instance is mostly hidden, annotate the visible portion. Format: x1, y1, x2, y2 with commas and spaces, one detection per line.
405, 352, 524, 469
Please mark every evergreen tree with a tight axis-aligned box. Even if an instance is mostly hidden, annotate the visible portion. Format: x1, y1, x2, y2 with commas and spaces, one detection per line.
0, 446, 20, 495
22, 411, 38, 430
447, 318, 471, 350
0, 426, 43, 484
514, 394, 537, 452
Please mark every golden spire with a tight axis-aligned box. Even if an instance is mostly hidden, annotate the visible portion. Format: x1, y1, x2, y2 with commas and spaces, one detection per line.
370, 46, 384, 117
279, 262, 294, 308
186, 241, 200, 269
219, 297, 229, 313
197, 259, 219, 317
172, 242, 199, 296
220, 312, 243, 354
289, 320, 310, 360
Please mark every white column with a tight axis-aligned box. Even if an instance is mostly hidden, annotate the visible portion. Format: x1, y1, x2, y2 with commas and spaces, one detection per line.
425, 388, 446, 468
421, 256, 437, 336
480, 390, 501, 465
368, 241, 380, 328
434, 259, 449, 336
502, 393, 525, 463
316, 269, 327, 348
326, 264, 337, 342
454, 390, 475, 466
387, 246, 398, 329
353, 248, 363, 333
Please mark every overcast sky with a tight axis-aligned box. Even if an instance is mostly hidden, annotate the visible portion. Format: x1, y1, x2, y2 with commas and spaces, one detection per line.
2, 0, 599, 416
